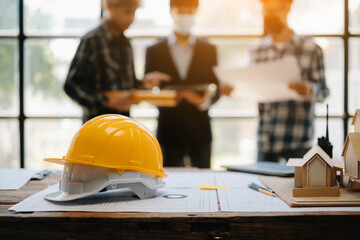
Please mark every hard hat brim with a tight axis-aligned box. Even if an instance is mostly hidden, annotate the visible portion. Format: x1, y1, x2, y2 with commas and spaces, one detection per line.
44, 158, 168, 178
44, 190, 92, 202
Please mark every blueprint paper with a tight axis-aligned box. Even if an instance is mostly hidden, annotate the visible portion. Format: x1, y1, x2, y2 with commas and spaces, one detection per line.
214, 172, 263, 189
9, 185, 218, 213
214, 56, 304, 102
165, 172, 215, 188
0, 169, 38, 190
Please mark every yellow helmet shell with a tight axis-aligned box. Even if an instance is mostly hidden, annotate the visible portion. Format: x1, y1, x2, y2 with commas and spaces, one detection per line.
45, 114, 167, 178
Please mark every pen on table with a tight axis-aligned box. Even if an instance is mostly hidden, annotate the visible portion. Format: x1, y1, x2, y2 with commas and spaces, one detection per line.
248, 182, 276, 197
249, 182, 274, 193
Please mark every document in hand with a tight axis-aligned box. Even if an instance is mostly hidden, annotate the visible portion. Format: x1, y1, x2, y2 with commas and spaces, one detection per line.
214, 56, 304, 103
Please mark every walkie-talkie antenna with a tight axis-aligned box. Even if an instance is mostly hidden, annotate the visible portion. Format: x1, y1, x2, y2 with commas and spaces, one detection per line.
326, 104, 329, 141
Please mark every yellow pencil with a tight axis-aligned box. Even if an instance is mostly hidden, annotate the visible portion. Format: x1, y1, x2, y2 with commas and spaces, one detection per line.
258, 188, 276, 197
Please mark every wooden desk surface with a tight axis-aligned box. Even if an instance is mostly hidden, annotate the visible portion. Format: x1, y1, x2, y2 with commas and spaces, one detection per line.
1, 170, 360, 240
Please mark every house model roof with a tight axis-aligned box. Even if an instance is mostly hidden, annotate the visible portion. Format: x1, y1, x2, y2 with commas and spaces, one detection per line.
341, 132, 360, 161
352, 110, 360, 125
287, 145, 334, 167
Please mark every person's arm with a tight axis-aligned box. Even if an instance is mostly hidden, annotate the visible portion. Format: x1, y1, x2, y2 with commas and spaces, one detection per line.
308, 45, 329, 103
64, 37, 108, 112
289, 45, 329, 101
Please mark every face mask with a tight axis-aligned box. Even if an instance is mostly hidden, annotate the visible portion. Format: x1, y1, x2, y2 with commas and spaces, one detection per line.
264, 15, 284, 34
173, 13, 195, 35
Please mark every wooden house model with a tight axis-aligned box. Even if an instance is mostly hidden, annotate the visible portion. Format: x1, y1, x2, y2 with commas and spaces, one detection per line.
353, 110, 360, 132
287, 145, 342, 197
341, 110, 360, 189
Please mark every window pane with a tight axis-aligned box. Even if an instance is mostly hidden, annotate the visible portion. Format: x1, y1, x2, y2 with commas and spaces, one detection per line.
0, 120, 19, 168
132, 117, 157, 134
349, 118, 355, 133
129, 0, 263, 36
289, 0, 344, 34
314, 38, 344, 116
24, 0, 101, 36
350, 0, 360, 34
131, 38, 158, 80
25, 39, 82, 117
349, 38, 360, 115
24, 118, 158, 170
211, 118, 257, 170
0, 40, 18, 116
25, 119, 82, 170
196, 0, 262, 35
131, 0, 345, 36
314, 118, 343, 160
129, 0, 171, 36
211, 38, 254, 68
0, 0, 18, 35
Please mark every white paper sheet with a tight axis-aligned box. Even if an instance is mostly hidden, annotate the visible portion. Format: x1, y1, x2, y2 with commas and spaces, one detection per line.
215, 172, 263, 189
214, 57, 304, 102
0, 169, 38, 190
9, 185, 218, 213
165, 172, 215, 188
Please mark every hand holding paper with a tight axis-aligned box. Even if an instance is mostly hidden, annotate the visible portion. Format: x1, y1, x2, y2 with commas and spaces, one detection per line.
219, 84, 234, 96
289, 82, 313, 99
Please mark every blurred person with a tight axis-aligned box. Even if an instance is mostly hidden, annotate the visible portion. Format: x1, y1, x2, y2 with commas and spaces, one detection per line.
145, 0, 219, 168
252, 0, 329, 162
64, 0, 170, 122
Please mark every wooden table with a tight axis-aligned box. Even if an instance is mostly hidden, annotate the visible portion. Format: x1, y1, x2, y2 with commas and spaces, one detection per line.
1, 171, 360, 240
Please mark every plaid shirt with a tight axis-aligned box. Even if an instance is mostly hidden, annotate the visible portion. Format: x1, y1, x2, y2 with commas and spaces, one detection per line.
64, 21, 139, 122
251, 32, 329, 153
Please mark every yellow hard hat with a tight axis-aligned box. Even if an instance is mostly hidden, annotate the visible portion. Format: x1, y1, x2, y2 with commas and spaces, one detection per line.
44, 114, 167, 178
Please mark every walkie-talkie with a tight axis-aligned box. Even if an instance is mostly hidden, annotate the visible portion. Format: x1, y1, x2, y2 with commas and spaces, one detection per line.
318, 104, 333, 158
